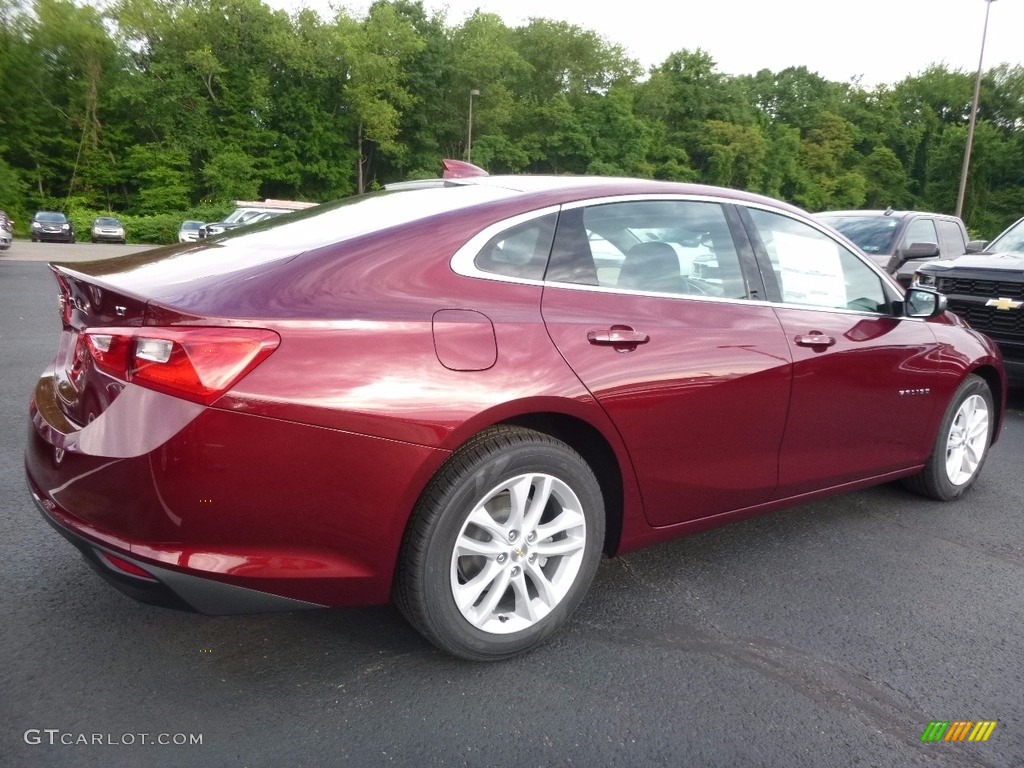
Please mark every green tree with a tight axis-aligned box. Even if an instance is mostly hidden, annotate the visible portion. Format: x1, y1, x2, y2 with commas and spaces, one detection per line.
337, 1, 425, 193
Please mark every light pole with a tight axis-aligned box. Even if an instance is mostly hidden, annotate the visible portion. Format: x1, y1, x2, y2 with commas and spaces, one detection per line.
956, 0, 997, 219
467, 89, 480, 163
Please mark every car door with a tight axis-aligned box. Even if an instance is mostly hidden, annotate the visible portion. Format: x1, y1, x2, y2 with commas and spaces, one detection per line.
541, 198, 793, 528
741, 207, 946, 498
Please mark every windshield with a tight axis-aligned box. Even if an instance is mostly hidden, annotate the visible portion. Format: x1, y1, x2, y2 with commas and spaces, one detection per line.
986, 217, 1024, 254
95, 217, 120, 226
36, 212, 67, 223
818, 215, 900, 255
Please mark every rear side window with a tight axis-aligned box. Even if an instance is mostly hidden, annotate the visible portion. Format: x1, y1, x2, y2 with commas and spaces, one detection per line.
545, 200, 748, 299
473, 214, 557, 281
936, 220, 967, 255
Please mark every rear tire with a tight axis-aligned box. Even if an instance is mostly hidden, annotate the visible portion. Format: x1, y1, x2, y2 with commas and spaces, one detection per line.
903, 374, 994, 501
394, 426, 605, 661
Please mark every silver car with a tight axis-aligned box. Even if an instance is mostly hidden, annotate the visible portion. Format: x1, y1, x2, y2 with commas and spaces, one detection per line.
178, 220, 205, 243
91, 216, 126, 244
0, 210, 11, 250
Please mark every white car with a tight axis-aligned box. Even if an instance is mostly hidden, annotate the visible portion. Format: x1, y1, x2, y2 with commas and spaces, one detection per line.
178, 220, 205, 243
0, 210, 12, 250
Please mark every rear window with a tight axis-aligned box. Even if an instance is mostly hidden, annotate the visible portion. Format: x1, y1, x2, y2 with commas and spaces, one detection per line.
222, 185, 516, 253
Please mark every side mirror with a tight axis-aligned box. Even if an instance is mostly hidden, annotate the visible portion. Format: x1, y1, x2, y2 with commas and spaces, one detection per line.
901, 287, 948, 318
887, 242, 941, 273
966, 240, 987, 254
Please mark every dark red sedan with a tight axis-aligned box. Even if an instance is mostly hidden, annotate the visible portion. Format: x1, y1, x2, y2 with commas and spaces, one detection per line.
25, 176, 1006, 660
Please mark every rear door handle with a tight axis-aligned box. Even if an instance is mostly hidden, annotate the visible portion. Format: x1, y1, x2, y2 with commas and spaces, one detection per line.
587, 327, 650, 346
794, 333, 836, 348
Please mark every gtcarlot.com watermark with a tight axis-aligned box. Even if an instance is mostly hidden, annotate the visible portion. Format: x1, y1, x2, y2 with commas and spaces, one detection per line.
24, 729, 202, 747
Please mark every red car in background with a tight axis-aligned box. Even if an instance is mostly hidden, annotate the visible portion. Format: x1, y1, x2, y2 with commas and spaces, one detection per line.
25, 176, 1006, 660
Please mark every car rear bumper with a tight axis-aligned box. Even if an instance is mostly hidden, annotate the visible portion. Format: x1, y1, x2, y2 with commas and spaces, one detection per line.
29, 480, 321, 613
25, 372, 448, 612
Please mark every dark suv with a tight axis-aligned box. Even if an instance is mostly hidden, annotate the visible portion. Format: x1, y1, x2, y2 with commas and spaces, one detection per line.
816, 209, 983, 286
30, 211, 75, 243
914, 215, 1024, 385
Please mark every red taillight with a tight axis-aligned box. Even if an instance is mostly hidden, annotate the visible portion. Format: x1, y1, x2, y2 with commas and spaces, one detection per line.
83, 327, 280, 405
85, 332, 133, 377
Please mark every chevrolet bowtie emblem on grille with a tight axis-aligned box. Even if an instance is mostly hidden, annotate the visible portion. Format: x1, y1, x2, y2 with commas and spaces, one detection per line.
986, 297, 1023, 310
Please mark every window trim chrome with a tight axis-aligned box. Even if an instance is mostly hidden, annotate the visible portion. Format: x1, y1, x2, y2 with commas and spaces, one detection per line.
451, 193, 760, 300
449, 193, 909, 317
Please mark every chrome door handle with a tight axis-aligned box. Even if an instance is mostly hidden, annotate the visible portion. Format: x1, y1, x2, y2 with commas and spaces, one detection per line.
587, 327, 650, 346
794, 333, 836, 348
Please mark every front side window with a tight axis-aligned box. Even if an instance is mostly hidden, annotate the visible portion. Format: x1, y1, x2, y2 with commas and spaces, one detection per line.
902, 218, 938, 248
546, 200, 747, 299
749, 209, 888, 313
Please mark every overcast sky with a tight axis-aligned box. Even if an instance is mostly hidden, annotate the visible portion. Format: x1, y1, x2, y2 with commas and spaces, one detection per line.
264, 0, 1023, 87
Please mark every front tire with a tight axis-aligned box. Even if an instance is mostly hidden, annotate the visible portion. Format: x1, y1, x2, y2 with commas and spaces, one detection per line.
903, 374, 994, 501
395, 426, 605, 661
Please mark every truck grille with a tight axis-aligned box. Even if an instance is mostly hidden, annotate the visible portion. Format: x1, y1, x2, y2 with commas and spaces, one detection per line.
947, 299, 1024, 341
937, 277, 1024, 300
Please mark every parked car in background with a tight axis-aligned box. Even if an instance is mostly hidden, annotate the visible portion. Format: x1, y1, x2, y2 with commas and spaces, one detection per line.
983, 214, 1024, 254
202, 210, 286, 237
26, 176, 1006, 661
90, 216, 126, 244
913, 214, 1024, 385
178, 220, 205, 243
30, 211, 75, 243
0, 209, 12, 250
199, 199, 318, 238
816, 209, 984, 286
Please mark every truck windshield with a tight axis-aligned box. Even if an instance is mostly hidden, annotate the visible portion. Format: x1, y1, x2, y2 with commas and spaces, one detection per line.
987, 218, 1024, 254
817, 215, 900, 255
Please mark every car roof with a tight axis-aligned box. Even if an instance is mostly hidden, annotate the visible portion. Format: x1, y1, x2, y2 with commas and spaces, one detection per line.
816, 210, 956, 220
395, 175, 807, 220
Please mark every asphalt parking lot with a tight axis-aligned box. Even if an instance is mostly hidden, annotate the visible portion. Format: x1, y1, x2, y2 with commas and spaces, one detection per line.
2, 243, 1023, 767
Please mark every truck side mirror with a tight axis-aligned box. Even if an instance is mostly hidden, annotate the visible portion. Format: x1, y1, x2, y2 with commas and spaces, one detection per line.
966, 240, 987, 253
887, 242, 941, 273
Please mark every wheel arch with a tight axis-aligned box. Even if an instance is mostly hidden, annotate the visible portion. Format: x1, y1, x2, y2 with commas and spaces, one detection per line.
498, 412, 625, 556
412, 404, 631, 561
970, 363, 1006, 443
